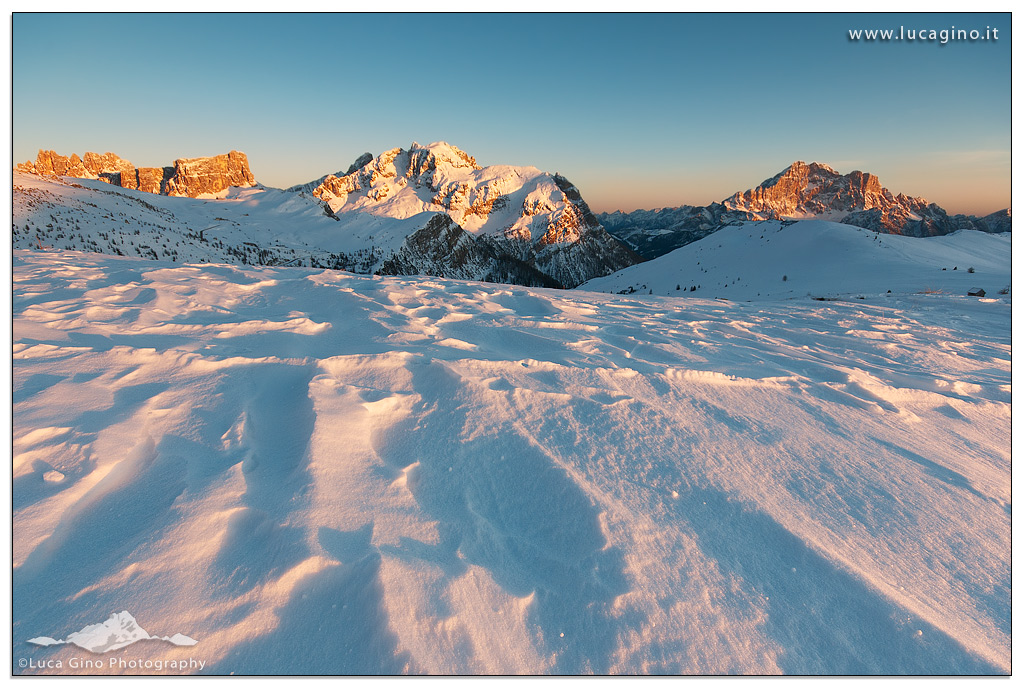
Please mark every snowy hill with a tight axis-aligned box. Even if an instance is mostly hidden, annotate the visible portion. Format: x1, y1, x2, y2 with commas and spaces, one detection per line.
600, 163, 1010, 260
13, 249, 1009, 675
13, 142, 639, 288
579, 220, 1010, 300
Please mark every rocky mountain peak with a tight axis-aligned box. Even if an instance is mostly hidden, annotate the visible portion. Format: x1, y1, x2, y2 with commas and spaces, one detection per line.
724, 161, 909, 219
309, 142, 486, 214
408, 141, 480, 172
301, 141, 639, 287
780, 160, 837, 176
164, 150, 255, 197
345, 152, 374, 175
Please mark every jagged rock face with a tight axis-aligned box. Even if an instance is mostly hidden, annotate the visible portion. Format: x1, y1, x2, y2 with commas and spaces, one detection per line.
34, 150, 74, 178
309, 143, 482, 212
83, 152, 139, 189
285, 152, 374, 196
137, 167, 175, 194
304, 141, 639, 287
724, 162, 899, 218
163, 151, 255, 197
20, 149, 255, 198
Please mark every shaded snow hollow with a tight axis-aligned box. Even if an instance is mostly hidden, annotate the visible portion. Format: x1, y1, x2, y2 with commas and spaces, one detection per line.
13, 249, 1009, 675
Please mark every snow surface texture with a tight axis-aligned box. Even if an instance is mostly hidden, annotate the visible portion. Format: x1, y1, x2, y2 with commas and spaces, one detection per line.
581, 220, 1010, 301
13, 249, 1009, 675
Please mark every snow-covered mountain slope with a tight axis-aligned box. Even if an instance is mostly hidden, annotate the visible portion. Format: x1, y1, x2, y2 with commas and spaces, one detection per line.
14, 249, 1008, 675
12, 171, 359, 268
295, 141, 639, 286
580, 220, 1010, 300
600, 162, 1010, 260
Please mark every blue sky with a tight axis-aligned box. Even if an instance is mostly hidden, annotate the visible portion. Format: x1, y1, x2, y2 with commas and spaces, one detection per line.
13, 12, 1011, 214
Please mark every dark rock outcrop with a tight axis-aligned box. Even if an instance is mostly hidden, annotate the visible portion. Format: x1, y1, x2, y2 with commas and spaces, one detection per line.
378, 213, 560, 288
82, 152, 138, 189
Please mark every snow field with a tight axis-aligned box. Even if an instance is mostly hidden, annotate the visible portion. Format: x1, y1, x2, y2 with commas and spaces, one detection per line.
13, 249, 1009, 674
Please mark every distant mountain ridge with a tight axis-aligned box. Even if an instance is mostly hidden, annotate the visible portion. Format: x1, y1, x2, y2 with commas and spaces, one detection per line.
14, 149, 1007, 284
601, 161, 1010, 259
17, 149, 255, 198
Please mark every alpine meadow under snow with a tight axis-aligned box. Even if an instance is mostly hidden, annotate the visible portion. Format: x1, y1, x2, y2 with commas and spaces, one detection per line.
10, 142, 1011, 676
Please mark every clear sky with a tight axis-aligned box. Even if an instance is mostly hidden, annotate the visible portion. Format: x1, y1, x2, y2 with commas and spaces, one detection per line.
13, 12, 1011, 215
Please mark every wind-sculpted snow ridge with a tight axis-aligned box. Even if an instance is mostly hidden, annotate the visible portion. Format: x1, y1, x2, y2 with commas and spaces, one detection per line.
14, 250, 1009, 675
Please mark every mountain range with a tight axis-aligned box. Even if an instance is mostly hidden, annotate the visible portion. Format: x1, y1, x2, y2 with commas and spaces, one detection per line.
13, 143, 638, 289
12, 146, 1010, 289
600, 161, 1010, 260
